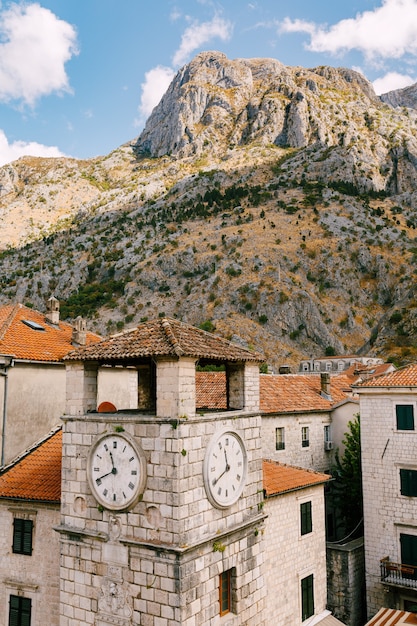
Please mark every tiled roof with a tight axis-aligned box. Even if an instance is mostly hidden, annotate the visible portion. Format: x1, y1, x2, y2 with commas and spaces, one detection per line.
64, 318, 264, 364
0, 428, 62, 502
260, 373, 353, 413
195, 372, 354, 413
355, 363, 417, 388
0, 303, 101, 362
263, 459, 330, 496
344, 362, 395, 381
196, 371, 227, 409
365, 608, 417, 625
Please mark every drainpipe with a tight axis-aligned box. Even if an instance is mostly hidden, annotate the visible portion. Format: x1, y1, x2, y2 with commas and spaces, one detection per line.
0, 355, 14, 468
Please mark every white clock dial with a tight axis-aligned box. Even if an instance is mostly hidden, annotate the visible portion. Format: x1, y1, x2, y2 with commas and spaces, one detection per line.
203, 430, 247, 509
87, 432, 146, 511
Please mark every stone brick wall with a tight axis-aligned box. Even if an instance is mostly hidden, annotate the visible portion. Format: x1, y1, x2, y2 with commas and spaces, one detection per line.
263, 485, 328, 624
326, 538, 365, 626
360, 390, 417, 618
261, 412, 333, 472
59, 401, 265, 624
0, 502, 60, 626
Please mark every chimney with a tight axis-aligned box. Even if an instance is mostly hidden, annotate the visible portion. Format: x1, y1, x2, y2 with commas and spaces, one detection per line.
45, 296, 60, 325
320, 372, 332, 400
72, 316, 87, 346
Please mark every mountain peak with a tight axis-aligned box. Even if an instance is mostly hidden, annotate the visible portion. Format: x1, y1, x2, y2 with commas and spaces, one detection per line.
134, 52, 377, 159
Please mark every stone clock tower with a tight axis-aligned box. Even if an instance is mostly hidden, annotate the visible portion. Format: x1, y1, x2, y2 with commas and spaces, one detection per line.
57, 318, 266, 626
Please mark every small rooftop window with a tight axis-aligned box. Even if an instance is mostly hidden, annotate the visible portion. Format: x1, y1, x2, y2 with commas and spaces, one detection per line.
22, 319, 45, 331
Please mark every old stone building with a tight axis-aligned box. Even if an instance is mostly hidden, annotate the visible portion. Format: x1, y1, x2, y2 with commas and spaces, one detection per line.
356, 365, 417, 619
0, 298, 100, 465
0, 427, 61, 625
0, 317, 345, 625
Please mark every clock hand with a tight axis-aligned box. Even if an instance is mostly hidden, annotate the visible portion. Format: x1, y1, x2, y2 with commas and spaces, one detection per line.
96, 451, 118, 483
95, 467, 117, 483
213, 453, 231, 485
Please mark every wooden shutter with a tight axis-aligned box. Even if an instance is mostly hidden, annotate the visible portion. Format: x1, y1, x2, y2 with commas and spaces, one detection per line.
9, 595, 31, 626
400, 469, 417, 497
396, 405, 414, 430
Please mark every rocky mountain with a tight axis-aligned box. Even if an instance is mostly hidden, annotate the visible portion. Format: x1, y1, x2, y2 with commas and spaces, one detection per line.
1, 51, 417, 371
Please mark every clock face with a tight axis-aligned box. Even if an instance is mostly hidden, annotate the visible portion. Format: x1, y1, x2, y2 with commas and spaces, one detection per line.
203, 430, 247, 509
87, 432, 147, 511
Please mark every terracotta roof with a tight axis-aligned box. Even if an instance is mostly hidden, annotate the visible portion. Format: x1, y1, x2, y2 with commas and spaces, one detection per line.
365, 608, 417, 625
195, 372, 354, 413
196, 371, 227, 409
64, 318, 264, 364
344, 362, 395, 381
260, 373, 353, 413
355, 363, 417, 388
263, 459, 330, 496
0, 428, 62, 502
0, 303, 101, 362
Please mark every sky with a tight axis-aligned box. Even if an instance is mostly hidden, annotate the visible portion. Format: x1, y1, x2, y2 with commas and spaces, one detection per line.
1, 0, 417, 166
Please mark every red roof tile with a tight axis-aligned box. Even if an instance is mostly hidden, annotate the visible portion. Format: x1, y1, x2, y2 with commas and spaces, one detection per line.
0, 303, 101, 362
263, 459, 330, 496
195, 372, 354, 413
64, 318, 264, 363
355, 363, 417, 388
0, 428, 62, 502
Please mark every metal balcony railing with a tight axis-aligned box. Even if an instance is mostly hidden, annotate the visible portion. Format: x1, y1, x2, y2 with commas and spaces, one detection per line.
380, 557, 417, 589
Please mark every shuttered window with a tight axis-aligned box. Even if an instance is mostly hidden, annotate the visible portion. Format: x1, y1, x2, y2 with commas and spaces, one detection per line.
301, 501, 312, 535
396, 405, 414, 430
12, 519, 33, 555
301, 574, 314, 621
8, 595, 31, 626
219, 570, 232, 616
400, 469, 417, 497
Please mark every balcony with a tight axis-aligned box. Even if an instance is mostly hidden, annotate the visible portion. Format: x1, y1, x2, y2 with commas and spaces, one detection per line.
380, 557, 417, 589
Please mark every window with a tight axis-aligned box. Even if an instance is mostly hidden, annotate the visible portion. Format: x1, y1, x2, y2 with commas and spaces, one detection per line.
400, 470, 417, 497
337, 361, 344, 371
325, 362, 331, 371
12, 519, 33, 555
8, 595, 31, 626
301, 574, 314, 621
324, 425, 331, 443
300, 501, 312, 536
396, 405, 414, 430
276, 427, 285, 450
400, 534, 417, 579
301, 427, 309, 448
219, 570, 232, 616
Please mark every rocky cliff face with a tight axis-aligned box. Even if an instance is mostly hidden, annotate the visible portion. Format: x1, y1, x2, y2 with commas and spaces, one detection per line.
2, 52, 417, 370
135, 51, 417, 197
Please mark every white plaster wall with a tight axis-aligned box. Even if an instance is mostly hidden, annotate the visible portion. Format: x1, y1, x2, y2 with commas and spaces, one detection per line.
0, 363, 65, 464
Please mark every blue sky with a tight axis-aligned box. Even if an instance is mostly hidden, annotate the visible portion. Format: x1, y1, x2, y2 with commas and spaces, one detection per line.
1, 0, 417, 166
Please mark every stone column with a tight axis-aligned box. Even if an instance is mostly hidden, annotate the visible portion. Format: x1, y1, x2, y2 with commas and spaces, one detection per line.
156, 357, 197, 419
65, 361, 98, 416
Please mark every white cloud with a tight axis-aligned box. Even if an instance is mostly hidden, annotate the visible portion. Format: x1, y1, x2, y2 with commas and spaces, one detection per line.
373, 71, 416, 94
172, 14, 233, 67
279, 0, 417, 61
137, 13, 233, 127
0, 2, 78, 106
0, 129, 66, 166
138, 65, 175, 120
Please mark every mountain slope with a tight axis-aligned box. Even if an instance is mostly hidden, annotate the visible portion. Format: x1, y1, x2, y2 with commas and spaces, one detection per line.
2, 52, 417, 370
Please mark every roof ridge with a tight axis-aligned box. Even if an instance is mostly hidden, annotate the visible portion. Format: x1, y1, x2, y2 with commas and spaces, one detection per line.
0, 303, 21, 341
161, 318, 184, 357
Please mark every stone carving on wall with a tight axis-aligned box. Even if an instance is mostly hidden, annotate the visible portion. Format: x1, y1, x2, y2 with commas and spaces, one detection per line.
96, 577, 132, 626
